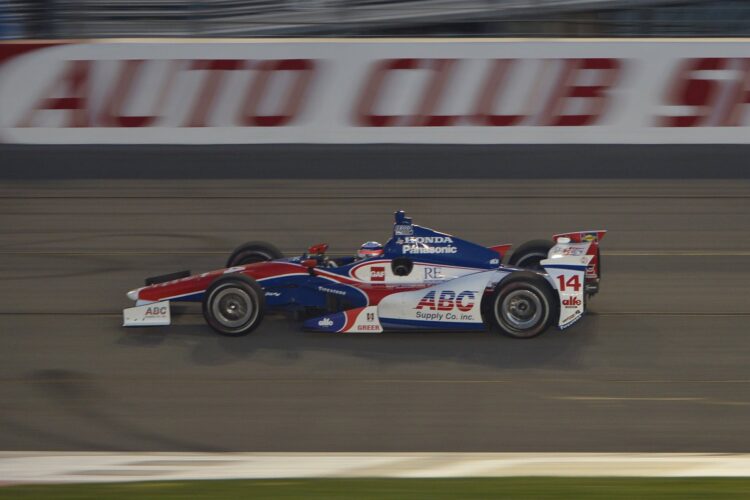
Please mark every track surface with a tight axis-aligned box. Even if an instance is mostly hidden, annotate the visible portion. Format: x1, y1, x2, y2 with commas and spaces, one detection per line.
4, 144, 750, 179
1, 179, 749, 452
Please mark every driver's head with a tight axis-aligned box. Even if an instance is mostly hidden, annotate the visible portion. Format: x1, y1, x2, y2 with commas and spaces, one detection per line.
357, 241, 383, 260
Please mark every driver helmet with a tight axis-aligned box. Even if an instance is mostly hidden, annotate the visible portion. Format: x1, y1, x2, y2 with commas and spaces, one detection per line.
357, 241, 384, 260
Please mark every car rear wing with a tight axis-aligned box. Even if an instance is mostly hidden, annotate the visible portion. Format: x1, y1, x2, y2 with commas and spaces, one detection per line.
551, 230, 606, 296
553, 230, 607, 244
541, 255, 592, 330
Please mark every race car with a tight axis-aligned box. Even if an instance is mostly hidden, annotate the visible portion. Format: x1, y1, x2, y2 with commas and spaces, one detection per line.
123, 211, 605, 339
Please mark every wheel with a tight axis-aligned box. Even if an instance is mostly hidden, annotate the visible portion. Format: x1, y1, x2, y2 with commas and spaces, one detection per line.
202, 275, 265, 336
507, 239, 555, 270
488, 273, 556, 339
226, 241, 283, 267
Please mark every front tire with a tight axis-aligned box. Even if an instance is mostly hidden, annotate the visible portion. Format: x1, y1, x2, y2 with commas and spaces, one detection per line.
488, 274, 556, 339
203, 275, 265, 336
226, 241, 283, 267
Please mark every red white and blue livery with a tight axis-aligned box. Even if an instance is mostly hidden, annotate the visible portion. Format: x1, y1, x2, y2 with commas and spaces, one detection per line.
123, 211, 605, 339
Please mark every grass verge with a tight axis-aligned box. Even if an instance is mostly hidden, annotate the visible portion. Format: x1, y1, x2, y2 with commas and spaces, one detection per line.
2, 477, 750, 499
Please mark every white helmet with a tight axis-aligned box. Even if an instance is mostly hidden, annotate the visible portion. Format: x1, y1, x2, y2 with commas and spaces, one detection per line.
357, 241, 384, 259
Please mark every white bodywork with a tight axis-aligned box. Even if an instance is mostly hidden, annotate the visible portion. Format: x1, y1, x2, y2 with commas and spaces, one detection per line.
378, 270, 508, 326
349, 259, 480, 285
377, 251, 590, 330
540, 255, 592, 329
342, 306, 384, 333
543, 239, 594, 329
123, 301, 171, 327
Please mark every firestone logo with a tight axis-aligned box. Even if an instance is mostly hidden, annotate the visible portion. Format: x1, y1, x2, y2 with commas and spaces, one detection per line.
318, 286, 347, 296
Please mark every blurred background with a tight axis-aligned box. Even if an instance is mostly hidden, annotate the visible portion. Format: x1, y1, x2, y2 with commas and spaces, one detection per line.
2, 0, 750, 39
1, 0, 750, 495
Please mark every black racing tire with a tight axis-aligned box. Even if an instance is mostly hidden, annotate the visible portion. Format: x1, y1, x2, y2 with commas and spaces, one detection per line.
507, 239, 555, 270
202, 275, 265, 336
595, 247, 602, 278
226, 241, 283, 267
487, 273, 557, 339
585, 247, 602, 300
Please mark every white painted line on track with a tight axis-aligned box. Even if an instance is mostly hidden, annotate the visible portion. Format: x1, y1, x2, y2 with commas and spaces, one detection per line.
1, 250, 750, 257
551, 396, 750, 405
2, 453, 750, 483
604, 251, 750, 256
552, 396, 704, 402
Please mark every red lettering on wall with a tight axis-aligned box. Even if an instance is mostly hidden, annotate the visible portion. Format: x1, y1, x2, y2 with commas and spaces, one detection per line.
99, 60, 178, 127
185, 59, 245, 127
541, 58, 621, 126
717, 58, 750, 126
238, 59, 315, 127
355, 58, 459, 127
357, 57, 623, 127
356, 58, 417, 127
658, 58, 728, 127
414, 59, 458, 126
472, 59, 527, 126
18, 60, 90, 127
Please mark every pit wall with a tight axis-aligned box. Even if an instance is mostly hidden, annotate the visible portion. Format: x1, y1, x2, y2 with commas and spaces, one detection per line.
2, 39, 750, 145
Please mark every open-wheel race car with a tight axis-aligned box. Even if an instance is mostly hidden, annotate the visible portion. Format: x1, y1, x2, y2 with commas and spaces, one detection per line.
123, 211, 605, 339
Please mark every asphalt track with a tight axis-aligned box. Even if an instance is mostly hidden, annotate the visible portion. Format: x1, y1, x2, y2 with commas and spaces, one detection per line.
4, 144, 750, 179
1, 178, 749, 452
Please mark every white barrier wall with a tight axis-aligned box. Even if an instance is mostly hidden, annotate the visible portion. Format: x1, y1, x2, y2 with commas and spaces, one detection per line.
2, 39, 750, 144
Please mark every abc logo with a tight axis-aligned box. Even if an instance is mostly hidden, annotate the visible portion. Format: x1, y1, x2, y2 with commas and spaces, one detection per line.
145, 306, 167, 316
415, 290, 475, 312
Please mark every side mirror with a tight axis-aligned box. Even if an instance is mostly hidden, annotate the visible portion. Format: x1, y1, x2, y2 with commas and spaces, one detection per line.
307, 243, 328, 256
301, 258, 317, 269
391, 257, 413, 277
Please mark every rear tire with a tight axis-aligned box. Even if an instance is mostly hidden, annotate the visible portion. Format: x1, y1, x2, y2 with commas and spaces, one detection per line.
507, 239, 555, 270
226, 241, 283, 267
203, 275, 265, 336
488, 273, 556, 339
